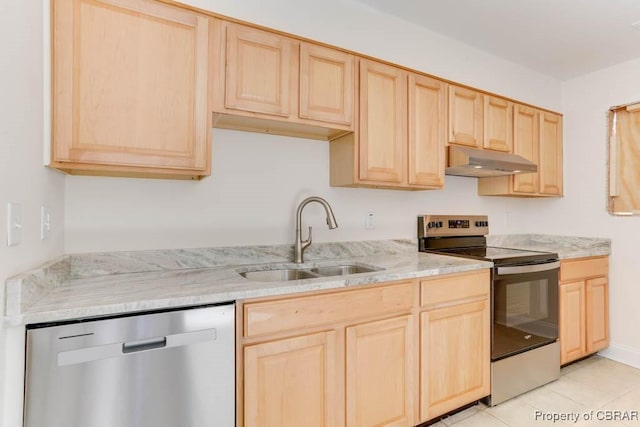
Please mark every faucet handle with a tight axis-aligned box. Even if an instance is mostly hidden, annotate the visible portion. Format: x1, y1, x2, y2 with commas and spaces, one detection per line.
302, 226, 313, 248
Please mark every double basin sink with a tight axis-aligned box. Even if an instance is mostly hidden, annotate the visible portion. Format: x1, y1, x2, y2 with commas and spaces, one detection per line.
238, 263, 382, 282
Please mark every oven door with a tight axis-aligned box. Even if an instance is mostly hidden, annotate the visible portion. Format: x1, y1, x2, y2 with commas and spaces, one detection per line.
492, 261, 560, 360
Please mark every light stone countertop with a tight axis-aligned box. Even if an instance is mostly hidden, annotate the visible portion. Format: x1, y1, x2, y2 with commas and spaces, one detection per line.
486, 234, 611, 259
5, 235, 611, 326
6, 248, 490, 325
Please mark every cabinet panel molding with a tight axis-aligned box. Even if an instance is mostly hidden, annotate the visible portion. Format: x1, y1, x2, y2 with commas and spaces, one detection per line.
559, 281, 587, 365
586, 277, 609, 353
477, 104, 563, 197
484, 96, 513, 152
448, 85, 483, 148
420, 270, 490, 308
240, 270, 491, 425
244, 331, 340, 427
539, 112, 564, 196
244, 281, 414, 338
358, 59, 406, 184
420, 299, 490, 420
346, 315, 414, 427
300, 43, 355, 126
225, 24, 293, 116
560, 256, 608, 282
408, 74, 447, 188
330, 60, 446, 190
51, 0, 211, 178
512, 105, 539, 194
559, 257, 609, 365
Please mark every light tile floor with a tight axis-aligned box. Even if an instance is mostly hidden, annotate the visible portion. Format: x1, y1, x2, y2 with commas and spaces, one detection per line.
432, 356, 640, 427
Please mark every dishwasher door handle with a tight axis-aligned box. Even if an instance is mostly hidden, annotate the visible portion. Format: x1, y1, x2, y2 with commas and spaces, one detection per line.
122, 337, 167, 354
58, 328, 218, 366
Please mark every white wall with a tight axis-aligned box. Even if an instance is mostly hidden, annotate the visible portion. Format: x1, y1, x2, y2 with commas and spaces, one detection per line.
520, 58, 640, 368
65, 0, 563, 253
66, 130, 537, 252
0, 1, 66, 426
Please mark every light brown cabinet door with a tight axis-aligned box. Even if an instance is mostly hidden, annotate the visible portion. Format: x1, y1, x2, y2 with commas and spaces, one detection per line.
244, 331, 341, 427
448, 86, 483, 148
52, 0, 210, 175
225, 24, 293, 116
484, 96, 513, 152
408, 74, 446, 188
512, 105, 539, 194
559, 281, 587, 365
359, 59, 406, 184
300, 43, 354, 126
586, 277, 609, 353
346, 315, 414, 427
539, 112, 563, 196
420, 300, 490, 421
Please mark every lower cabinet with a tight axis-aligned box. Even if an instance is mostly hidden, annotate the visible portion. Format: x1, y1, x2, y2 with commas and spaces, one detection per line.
420, 301, 490, 420
240, 270, 490, 427
244, 331, 341, 427
559, 256, 609, 365
418, 272, 491, 422
346, 316, 414, 427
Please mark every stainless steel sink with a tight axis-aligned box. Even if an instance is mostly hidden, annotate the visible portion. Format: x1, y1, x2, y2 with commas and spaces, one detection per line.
310, 264, 379, 277
238, 263, 383, 282
239, 269, 318, 282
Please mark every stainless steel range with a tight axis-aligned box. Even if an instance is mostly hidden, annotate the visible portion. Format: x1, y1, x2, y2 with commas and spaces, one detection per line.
418, 214, 560, 406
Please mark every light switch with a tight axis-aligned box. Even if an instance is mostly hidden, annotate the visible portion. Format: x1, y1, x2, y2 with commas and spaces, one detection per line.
7, 202, 23, 246
365, 212, 375, 230
41, 206, 51, 240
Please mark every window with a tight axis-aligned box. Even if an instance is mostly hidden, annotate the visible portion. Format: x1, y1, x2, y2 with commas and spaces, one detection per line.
608, 102, 640, 215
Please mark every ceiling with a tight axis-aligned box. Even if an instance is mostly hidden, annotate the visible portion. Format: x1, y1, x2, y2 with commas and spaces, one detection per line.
354, 0, 640, 80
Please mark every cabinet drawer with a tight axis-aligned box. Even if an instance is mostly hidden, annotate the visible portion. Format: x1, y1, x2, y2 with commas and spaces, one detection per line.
421, 270, 490, 308
561, 257, 608, 282
244, 281, 414, 338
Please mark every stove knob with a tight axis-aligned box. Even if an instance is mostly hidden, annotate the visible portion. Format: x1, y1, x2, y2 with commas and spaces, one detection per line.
475, 221, 481, 227
427, 221, 435, 228
437, 221, 443, 228
484, 221, 489, 227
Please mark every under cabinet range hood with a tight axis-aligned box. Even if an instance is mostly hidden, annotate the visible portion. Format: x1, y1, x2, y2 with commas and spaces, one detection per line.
446, 145, 537, 177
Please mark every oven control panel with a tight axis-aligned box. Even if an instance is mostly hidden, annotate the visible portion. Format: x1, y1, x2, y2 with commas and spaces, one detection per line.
449, 219, 469, 229
418, 215, 489, 238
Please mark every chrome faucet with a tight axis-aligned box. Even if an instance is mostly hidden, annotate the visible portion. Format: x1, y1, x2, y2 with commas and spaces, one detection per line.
294, 196, 338, 263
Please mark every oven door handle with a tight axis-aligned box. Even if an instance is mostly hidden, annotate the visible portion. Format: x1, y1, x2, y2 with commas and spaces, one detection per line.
496, 261, 560, 275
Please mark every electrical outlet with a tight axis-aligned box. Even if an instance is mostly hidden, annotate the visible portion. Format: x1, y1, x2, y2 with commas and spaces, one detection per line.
365, 212, 375, 230
41, 206, 51, 240
7, 202, 23, 246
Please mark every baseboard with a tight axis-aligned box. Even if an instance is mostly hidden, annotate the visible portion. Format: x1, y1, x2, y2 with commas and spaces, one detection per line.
598, 343, 640, 369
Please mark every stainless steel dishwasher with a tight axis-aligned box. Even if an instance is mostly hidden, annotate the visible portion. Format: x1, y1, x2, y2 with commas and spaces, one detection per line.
23, 303, 235, 427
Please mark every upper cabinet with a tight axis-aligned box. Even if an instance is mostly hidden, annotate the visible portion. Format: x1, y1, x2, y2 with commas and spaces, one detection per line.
539, 111, 563, 196
477, 106, 563, 197
299, 43, 355, 126
408, 74, 448, 187
223, 24, 294, 116
330, 59, 446, 190
484, 96, 513, 152
357, 60, 406, 185
513, 105, 540, 194
212, 21, 355, 140
448, 86, 513, 153
50, 0, 212, 179
448, 86, 483, 148
50, 0, 561, 187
